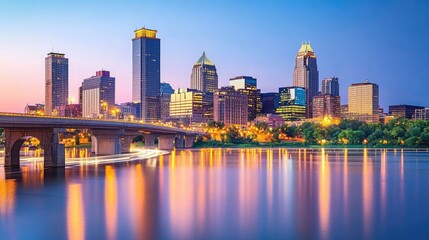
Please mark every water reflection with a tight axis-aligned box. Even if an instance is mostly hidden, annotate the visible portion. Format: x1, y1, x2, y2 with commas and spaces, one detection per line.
1, 148, 429, 239
67, 184, 85, 240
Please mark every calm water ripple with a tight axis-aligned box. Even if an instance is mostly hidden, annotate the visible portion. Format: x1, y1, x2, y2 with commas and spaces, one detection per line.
1, 148, 429, 239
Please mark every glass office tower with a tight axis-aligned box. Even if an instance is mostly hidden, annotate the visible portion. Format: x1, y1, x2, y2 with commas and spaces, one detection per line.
45, 52, 69, 116
190, 52, 218, 93
276, 87, 306, 121
132, 27, 161, 122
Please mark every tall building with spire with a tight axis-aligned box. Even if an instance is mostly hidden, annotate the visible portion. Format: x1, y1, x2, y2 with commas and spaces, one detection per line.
190, 52, 218, 93
132, 27, 160, 122
293, 42, 319, 118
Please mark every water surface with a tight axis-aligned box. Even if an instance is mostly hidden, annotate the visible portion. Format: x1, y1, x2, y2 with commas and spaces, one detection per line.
1, 148, 429, 239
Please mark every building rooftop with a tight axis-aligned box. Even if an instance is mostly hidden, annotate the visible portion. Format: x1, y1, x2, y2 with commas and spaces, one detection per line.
298, 41, 314, 53
47, 52, 65, 58
194, 51, 215, 66
134, 27, 158, 39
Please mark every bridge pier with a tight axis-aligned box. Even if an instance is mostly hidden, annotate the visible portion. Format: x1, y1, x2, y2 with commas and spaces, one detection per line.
185, 134, 196, 148
158, 135, 175, 150
3, 128, 65, 168
144, 134, 158, 148
175, 135, 185, 149
121, 131, 140, 153
91, 129, 123, 155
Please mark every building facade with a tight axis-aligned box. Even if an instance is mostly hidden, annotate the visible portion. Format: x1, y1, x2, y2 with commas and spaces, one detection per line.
25, 104, 45, 115
321, 77, 339, 96
348, 81, 379, 122
45, 52, 69, 116
414, 108, 429, 120
276, 87, 306, 121
160, 82, 175, 120
388, 104, 425, 119
214, 86, 248, 126
261, 92, 279, 114
229, 76, 262, 121
169, 88, 213, 126
132, 27, 161, 122
312, 94, 341, 119
190, 52, 218, 93
81, 70, 115, 118
293, 42, 319, 118
254, 114, 285, 128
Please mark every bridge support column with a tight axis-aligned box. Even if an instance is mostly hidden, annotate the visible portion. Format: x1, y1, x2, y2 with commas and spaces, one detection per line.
158, 135, 175, 150
175, 135, 185, 149
91, 129, 123, 155
144, 134, 158, 148
121, 131, 139, 153
3, 128, 65, 168
185, 135, 196, 148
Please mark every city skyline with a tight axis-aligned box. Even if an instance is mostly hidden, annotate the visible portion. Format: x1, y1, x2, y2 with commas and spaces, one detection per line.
0, 0, 428, 112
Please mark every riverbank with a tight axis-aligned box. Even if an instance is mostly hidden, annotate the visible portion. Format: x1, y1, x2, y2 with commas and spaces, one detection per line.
193, 140, 429, 150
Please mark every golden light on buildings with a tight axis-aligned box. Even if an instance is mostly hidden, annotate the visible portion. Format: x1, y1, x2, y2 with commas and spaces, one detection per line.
134, 28, 157, 39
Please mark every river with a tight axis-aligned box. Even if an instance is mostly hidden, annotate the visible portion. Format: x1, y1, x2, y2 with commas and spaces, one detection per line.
1, 148, 429, 239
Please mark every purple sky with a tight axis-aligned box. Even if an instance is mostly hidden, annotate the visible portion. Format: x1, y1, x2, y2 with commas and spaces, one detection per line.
0, 0, 428, 112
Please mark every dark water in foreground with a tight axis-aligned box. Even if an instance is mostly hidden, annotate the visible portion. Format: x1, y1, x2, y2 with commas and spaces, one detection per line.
1, 148, 429, 239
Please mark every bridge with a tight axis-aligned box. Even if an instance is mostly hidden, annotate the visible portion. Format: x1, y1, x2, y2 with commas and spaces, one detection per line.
0, 113, 201, 168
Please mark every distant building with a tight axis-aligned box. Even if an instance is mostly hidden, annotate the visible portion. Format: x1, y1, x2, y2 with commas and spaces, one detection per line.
81, 70, 115, 118
214, 86, 248, 126
118, 102, 139, 119
276, 87, 306, 121
389, 104, 425, 119
169, 88, 213, 126
160, 82, 175, 120
293, 42, 319, 118
25, 104, 45, 115
132, 27, 160, 122
348, 81, 379, 122
45, 52, 68, 116
261, 92, 279, 114
321, 77, 339, 96
312, 94, 341, 119
254, 114, 285, 128
190, 52, 218, 93
64, 104, 82, 118
340, 104, 349, 119
414, 108, 429, 121
229, 76, 262, 121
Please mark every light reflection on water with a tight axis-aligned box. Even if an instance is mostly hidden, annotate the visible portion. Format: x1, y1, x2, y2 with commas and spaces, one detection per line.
1, 148, 429, 239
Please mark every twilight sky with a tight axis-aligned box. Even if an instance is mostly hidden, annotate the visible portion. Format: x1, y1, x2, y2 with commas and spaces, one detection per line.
0, 0, 428, 112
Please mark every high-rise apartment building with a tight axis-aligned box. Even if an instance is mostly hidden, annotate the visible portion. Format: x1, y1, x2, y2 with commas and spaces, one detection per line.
276, 87, 306, 121
190, 52, 218, 93
261, 92, 279, 114
312, 94, 341, 119
293, 42, 319, 118
81, 70, 115, 118
132, 27, 161, 122
321, 77, 339, 96
169, 88, 213, 126
348, 81, 379, 122
229, 76, 262, 121
45, 52, 69, 116
214, 86, 248, 126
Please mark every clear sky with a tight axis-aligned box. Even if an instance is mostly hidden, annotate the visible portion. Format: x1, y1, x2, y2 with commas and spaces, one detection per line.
0, 0, 428, 112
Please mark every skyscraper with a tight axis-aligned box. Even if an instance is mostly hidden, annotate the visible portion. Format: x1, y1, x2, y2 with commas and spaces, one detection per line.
169, 88, 212, 126
321, 77, 339, 96
293, 42, 319, 118
45, 52, 68, 116
81, 70, 115, 118
229, 76, 262, 121
214, 86, 248, 126
348, 81, 379, 122
190, 52, 218, 93
276, 87, 306, 121
132, 27, 161, 122
312, 95, 341, 119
